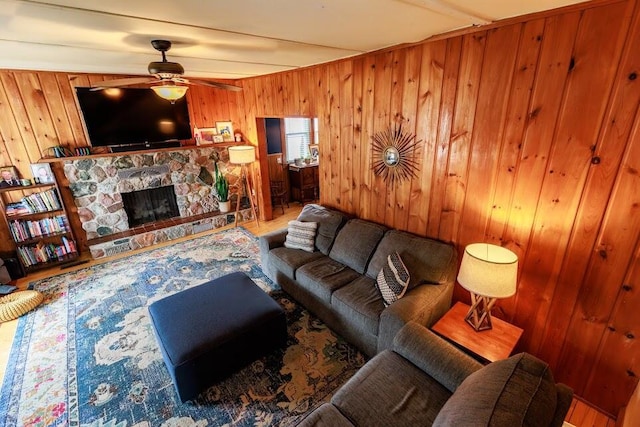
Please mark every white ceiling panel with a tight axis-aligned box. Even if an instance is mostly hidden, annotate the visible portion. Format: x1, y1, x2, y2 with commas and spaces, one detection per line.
0, 0, 591, 79
0, 41, 292, 78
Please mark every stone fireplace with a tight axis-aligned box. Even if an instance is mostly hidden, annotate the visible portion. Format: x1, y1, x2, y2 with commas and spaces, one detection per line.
62, 146, 254, 258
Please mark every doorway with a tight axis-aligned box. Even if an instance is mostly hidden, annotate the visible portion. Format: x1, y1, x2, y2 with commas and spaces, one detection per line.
256, 117, 319, 220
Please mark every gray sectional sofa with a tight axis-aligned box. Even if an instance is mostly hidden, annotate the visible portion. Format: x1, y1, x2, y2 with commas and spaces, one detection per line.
259, 204, 458, 356
260, 204, 573, 426
298, 322, 573, 427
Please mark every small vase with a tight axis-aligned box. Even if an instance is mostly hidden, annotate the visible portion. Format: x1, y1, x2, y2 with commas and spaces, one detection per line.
219, 200, 231, 213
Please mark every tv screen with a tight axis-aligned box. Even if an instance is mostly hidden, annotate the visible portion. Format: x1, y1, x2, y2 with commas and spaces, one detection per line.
75, 87, 192, 147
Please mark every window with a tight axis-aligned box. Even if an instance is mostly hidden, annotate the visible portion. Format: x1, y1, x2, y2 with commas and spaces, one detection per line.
284, 118, 318, 163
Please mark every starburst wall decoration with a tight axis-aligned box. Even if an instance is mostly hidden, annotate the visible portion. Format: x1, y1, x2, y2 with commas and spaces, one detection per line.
371, 124, 422, 186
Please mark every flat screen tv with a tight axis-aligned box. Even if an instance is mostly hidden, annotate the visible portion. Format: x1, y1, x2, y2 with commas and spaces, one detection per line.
75, 87, 192, 148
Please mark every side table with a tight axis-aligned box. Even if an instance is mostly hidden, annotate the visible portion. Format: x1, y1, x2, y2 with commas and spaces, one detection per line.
431, 302, 523, 363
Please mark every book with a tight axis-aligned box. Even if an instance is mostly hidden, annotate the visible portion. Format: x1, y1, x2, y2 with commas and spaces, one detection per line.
62, 236, 71, 253
6, 201, 30, 216
45, 189, 62, 210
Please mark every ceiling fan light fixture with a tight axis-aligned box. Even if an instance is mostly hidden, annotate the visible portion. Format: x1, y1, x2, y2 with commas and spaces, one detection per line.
151, 84, 188, 102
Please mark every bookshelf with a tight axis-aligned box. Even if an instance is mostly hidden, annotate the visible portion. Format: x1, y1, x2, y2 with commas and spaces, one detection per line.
0, 181, 79, 273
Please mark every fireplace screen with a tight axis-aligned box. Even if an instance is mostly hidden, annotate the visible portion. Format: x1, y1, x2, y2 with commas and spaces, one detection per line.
121, 186, 180, 228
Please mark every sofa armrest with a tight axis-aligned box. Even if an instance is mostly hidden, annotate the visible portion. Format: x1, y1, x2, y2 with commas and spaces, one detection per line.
393, 322, 482, 393
259, 228, 288, 251
259, 228, 288, 281
377, 281, 453, 353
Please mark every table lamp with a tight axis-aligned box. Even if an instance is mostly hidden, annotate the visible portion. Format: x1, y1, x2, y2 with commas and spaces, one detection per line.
228, 145, 259, 227
457, 243, 518, 331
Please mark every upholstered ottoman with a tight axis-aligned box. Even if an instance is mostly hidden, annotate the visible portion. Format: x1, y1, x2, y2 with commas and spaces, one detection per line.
148, 271, 287, 402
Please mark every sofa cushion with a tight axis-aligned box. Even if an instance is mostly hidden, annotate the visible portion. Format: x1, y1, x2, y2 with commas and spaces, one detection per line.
297, 204, 348, 255
331, 350, 451, 426
366, 230, 457, 289
329, 219, 387, 274
284, 220, 318, 252
433, 353, 559, 427
332, 276, 385, 335
296, 257, 361, 304
269, 246, 325, 280
376, 252, 410, 306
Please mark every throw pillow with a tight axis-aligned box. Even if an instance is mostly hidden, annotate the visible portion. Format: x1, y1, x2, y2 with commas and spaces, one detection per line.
296, 204, 347, 255
284, 220, 318, 253
375, 252, 410, 306
329, 219, 387, 274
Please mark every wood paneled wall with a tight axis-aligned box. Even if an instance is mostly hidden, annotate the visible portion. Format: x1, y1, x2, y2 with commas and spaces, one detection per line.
220, 0, 639, 415
0, 0, 638, 415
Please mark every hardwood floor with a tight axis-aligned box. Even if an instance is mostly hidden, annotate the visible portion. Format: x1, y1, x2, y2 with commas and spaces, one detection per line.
565, 398, 618, 427
0, 205, 615, 426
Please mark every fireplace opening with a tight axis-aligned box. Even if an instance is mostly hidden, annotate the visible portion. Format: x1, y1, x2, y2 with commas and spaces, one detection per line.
121, 186, 180, 228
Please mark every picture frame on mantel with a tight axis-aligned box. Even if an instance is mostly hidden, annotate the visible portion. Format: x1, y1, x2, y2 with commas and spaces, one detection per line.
216, 121, 234, 142
197, 127, 218, 145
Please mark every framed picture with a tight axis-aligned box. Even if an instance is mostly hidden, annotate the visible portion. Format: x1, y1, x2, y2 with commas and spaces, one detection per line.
0, 165, 21, 187
309, 144, 319, 160
213, 135, 224, 143
30, 163, 55, 184
216, 121, 234, 142
196, 127, 218, 145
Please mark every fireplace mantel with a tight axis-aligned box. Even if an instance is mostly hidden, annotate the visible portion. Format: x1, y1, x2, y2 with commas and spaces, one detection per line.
39, 142, 244, 163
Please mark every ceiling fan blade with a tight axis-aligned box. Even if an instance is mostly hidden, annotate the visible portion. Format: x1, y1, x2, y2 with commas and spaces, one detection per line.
187, 78, 243, 92
91, 77, 157, 90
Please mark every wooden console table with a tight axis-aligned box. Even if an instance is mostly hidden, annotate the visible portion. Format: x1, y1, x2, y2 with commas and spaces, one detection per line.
288, 163, 319, 204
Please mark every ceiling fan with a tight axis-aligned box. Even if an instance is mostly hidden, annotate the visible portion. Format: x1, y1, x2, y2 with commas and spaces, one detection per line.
91, 40, 241, 101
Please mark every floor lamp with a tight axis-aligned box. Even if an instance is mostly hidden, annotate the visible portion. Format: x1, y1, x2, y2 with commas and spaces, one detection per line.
228, 145, 259, 227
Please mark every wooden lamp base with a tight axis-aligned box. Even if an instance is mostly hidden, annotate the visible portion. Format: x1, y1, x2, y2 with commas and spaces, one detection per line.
465, 292, 498, 331
234, 164, 259, 228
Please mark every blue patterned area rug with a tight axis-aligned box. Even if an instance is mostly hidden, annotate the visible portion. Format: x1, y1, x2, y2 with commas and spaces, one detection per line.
1, 228, 365, 427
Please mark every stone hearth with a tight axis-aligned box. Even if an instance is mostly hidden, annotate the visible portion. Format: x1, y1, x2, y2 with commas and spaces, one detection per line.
86, 210, 253, 259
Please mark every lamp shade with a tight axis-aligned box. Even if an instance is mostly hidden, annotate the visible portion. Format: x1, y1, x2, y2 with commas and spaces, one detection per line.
228, 145, 256, 164
457, 243, 518, 298
150, 85, 188, 102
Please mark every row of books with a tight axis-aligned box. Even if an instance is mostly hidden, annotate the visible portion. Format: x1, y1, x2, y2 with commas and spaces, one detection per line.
5, 188, 62, 216
8, 215, 71, 242
16, 236, 77, 267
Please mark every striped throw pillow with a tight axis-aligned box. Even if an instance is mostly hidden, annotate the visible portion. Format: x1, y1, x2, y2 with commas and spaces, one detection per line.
376, 252, 410, 306
284, 220, 318, 253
